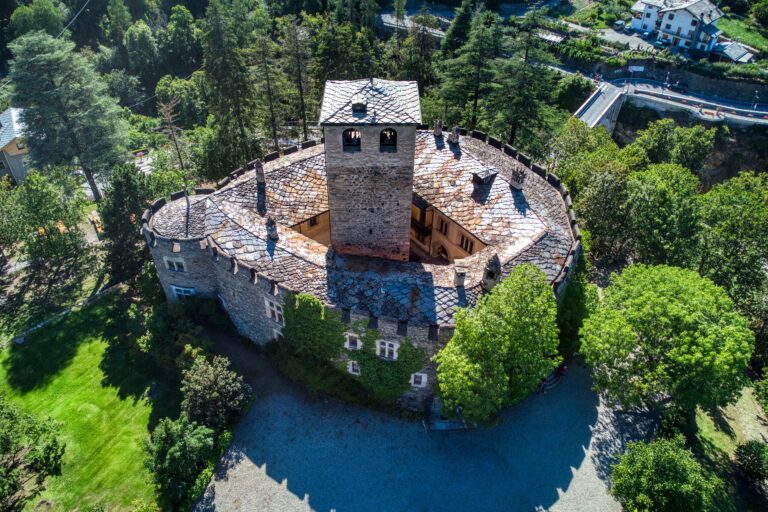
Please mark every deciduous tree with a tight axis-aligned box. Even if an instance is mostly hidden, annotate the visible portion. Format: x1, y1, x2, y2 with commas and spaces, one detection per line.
435, 264, 560, 422
181, 355, 250, 431
10, 0, 64, 38
580, 264, 754, 413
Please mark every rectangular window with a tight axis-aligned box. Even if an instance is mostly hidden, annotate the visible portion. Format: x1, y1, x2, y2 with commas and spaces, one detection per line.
668, 13, 675, 20
377, 340, 399, 360
264, 298, 284, 326
165, 257, 186, 272
15, 141, 25, 150
665, 23, 672, 30
459, 234, 474, 253
171, 286, 195, 299
645, 12, 651, 17
691, 19, 697, 26
345, 333, 361, 350
347, 360, 361, 375
438, 218, 448, 236
411, 373, 428, 388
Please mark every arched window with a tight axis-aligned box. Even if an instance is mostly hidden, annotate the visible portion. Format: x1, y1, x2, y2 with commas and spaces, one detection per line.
380, 128, 397, 152
342, 128, 361, 152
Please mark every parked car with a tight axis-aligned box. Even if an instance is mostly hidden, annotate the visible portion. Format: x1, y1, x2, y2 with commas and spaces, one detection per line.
613, 20, 625, 31
653, 40, 667, 50
623, 25, 633, 34
642, 31, 652, 39
668, 81, 688, 93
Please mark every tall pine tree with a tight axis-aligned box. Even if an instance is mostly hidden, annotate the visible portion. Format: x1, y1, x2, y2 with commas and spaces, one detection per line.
441, 0, 474, 58
9, 32, 128, 202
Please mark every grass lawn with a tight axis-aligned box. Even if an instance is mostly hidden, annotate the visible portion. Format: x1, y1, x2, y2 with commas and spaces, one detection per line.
0, 291, 180, 511
719, 15, 768, 53
692, 388, 768, 511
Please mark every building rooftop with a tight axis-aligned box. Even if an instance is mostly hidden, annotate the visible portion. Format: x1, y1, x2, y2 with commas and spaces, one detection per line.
149, 132, 575, 326
660, 0, 723, 23
319, 79, 422, 125
0, 107, 24, 151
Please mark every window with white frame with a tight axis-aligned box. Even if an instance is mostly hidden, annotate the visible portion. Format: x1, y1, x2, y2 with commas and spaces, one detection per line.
377, 340, 399, 360
164, 256, 186, 272
345, 332, 362, 350
171, 286, 195, 299
410, 373, 428, 388
264, 298, 284, 325
347, 360, 361, 375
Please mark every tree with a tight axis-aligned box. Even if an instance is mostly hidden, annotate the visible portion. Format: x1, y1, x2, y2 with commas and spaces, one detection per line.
282, 293, 345, 362
105, 69, 146, 107
359, 0, 378, 30
9, 32, 128, 202
393, 0, 406, 38
580, 264, 754, 413
10, 0, 64, 38
439, 11, 502, 130
752, 0, 768, 27
399, 12, 439, 89
0, 177, 23, 260
611, 437, 720, 512
735, 440, 768, 485
181, 355, 250, 431
551, 72, 594, 112
157, 5, 202, 76
101, 0, 131, 48
278, 16, 313, 141
486, 58, 544, 145
434, 264, 560, 422
203, 0, 260, 171
99, 164, 150, 283
155, 72, 207, 129
144, 415, 214, 507
124, 20, 159, 89
626, 164, 701, 266
0, 396, 65, 511
441, 0, 473, 58
16, 172, 86, 266
671, 124, 715, 172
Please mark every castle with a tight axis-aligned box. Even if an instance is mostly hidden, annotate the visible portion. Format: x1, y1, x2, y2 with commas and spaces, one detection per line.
142, 79, 581, 407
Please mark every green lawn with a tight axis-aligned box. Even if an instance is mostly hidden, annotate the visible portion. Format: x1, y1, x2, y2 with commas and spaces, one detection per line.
0, 292, 180, 511
718, 15, 768, 53
692, 388, 768, 511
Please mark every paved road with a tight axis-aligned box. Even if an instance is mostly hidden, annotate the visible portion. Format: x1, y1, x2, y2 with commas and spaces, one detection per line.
195, 360, 654, 512
575, 83, 623, 127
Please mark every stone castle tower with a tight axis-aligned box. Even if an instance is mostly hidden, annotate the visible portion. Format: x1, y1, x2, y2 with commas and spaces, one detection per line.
319, 79, 422, 261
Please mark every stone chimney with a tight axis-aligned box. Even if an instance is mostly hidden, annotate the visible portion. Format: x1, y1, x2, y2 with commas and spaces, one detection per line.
266, 216, 279, 241
433, 119, 443, 137
481, 253, 501, 292
454, 261, 469, 288
509, 167, 526, 190
447, 126, 461, 145
254, 160, 265, 185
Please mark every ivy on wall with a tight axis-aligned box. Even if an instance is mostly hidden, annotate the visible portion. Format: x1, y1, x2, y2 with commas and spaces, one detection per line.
344, 321, 425, 404
281, 293, 346, 362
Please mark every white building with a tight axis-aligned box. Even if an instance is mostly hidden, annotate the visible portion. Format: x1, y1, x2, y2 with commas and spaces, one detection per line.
631, 0, 723, 53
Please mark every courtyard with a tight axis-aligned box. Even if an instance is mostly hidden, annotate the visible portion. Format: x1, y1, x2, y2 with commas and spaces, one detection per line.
195, 345, 655, 512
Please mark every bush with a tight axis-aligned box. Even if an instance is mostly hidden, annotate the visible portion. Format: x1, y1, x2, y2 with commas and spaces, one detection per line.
611, 436, 720, 511
656, 403, 689, 439
181, 355, 250, 431
735, 440, 768, 484
144, 415, 215, 508
755, 377, 768, 414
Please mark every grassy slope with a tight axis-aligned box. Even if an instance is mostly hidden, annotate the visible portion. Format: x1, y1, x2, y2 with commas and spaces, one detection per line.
0, 293, 180, 511
693, 388, 768, 511
718, 15, 768, 53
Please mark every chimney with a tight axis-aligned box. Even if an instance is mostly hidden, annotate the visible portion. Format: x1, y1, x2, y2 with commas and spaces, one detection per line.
434, 119, 443, 137
266, 216, 279, 241
454, 261, 469, 288
447, 126, 461, 145
254, 160, 265, 185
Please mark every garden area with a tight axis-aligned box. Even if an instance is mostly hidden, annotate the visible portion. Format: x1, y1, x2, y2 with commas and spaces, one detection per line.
719, 14, 768, 54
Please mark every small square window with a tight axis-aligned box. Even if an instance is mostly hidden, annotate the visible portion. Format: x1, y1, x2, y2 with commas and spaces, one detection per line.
309, 216, 319, 227
264, 298, 284, 326
377, 340, 399, 360
691, 19, 697, 26
668, 13, 674, 20
411, 373, 427, 388
645, 12, 651, 18
347, 360, 361, 375
16, 141, 25, 150
345, 333, 361, 350
165, 257, 186, 272
439, 218, 449, 236
665, 23, 672, 30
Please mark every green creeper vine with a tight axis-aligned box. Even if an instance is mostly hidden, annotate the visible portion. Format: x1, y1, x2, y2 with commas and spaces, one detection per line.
343, 320, 425, 404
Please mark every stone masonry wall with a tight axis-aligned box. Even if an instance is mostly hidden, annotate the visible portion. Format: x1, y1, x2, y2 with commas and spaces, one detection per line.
147, 235, 217, 302
324, 125, 416, 261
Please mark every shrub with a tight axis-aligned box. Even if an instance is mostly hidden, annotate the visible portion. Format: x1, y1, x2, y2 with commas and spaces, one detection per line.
281, 293, 345, 362
611, 436, 720, 511
181, 355, 250, 431
145, 415, 215, 508
735, 440, 768, 484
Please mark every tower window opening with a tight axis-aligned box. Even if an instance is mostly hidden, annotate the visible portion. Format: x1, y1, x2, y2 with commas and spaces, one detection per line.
380, 128, 397, 153
343, 128, 361, 152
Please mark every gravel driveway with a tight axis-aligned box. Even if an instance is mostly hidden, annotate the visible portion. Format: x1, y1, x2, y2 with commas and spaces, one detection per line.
195, 356, 654, 512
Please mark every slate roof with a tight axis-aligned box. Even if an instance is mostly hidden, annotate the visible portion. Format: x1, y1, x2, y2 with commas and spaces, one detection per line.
713, 41, 753, 62
660, 0, 722, 23
0, 108, 24, 151
319, 79, 422, 125
149, 132, 573, 325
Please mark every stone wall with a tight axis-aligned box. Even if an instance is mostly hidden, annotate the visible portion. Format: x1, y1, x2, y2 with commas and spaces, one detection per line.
145, 234, 217, 302
324, 124, 417, 261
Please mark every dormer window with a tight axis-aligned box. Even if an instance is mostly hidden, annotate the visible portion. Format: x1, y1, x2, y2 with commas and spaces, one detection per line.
351, 94, 367, 114
380, 128, 397, 153
342, 128, 361, 152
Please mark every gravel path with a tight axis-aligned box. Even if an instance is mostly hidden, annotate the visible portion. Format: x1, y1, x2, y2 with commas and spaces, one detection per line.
195, 352, 654, 512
